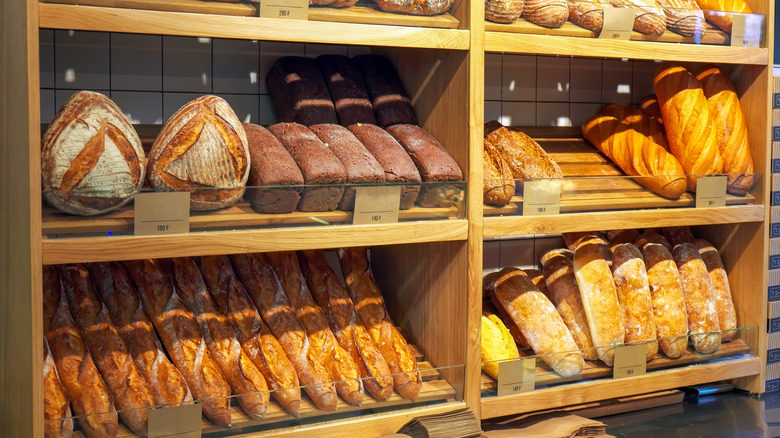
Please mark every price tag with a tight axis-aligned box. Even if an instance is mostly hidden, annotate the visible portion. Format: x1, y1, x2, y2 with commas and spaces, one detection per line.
352, 186, 401, 225
695, 175, 727, 208
730, 13, 762, 48
522, 180, 562, 216
260, 0, 308, 20
613, 344, 647, 379
134, 192, 190, 236
497, 357, 536, 397
148, 403, 202, 438
599, 7, 635, 40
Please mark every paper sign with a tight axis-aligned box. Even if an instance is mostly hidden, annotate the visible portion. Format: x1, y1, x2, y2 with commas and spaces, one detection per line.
148, 403, 202, 438
353, 186, 401, 225
522, 180, 562, 216
134, 192, 190, 235
730, 13, 762, 48
695, 176, 727, 208
260, 0, 308, 20
599, 7, 635, 40
497, 357, 536, 397
613, 344, 647, 379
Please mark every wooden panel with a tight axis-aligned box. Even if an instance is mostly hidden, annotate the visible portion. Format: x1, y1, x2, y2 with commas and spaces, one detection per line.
38, 3, 470, 49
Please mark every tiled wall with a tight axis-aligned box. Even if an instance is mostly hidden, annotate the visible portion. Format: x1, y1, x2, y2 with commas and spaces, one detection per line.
482, 235, 566, 275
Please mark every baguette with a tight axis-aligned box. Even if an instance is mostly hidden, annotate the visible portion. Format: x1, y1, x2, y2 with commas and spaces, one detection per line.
44, 338, 73, 438
59, 263, 155, 436
337, 247, 422, 400
642, 243, 689, 358
483, 140, 515, 206
486, 0, 524, 23
691, 239, 737, 341
196, 255, 301, 416
170, 257, 269, 419
43, 266, 118, 438
655, 0, 706, 36
541, 249, 598, 361
230, 253, 338, 411
672, 243, 721, 354
297, 250, 394, 401
694, 0, 751, 31
123, 259, 233, 427
522, 0, 569, 27
608, 0, 666, 35
484, 267, 584, 377
573, 239, 626, 366
89, 262, 192, 408
599, 103, 668, 150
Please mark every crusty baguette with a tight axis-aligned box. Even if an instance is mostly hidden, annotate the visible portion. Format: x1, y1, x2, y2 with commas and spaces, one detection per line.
611, 244, 659, 361
573, 239, 626, 366
483, 140, 515, 206
297, 250, 394, 401
522, 0, 569, 27
655, 0, 706, 36
484, 267, 584, 377
661, 226, 694, 247
540, 249, 598, 361
170, 257, 269, 419
123, 259, 233, 427
59, 263, 155, 436
196, 255, 301, 416
89, 262, 192, 408
635, 230, 673, 252
486, 0, 524, 23
642, 243, 689, 358
696, 65, 755, 195
337, 247, 422, 400
43, 266, 118, 438
44, 338, 73, 438
230, 253, 338, 411
691, 239, 737, 341
694, 0, 750, 31
608, 0, 666, 35
672, 243, 721, 353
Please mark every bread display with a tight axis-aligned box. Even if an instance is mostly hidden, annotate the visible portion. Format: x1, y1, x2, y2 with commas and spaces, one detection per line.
266, 56, 338, 126
642, 242, 689, 358
662, 226, 694, 246
243, 123, 304, 214
315, 55, 377, 126
694, 0, 751, 32
607, 229, 641, 249
486, 0, 525, 23
655, 0, 706, 36
371, 0, 453, 16
672, 243, 721, 354
43, 338, 73, 438
483, 139, 515, 206
41, 90, 145, 216
353, 54, 418, 127
484, 120, 562, 185
148, 95, 250, 210
522, 0, 569, 27
691, 239, 737, 341
568, 0, 607, 32
481, 311, 521, 379
696, 65, 755, 195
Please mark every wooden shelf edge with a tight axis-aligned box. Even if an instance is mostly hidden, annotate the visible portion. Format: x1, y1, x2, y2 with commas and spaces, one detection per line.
485, 31, 768, 64
482, 204, 765, 237
42, 220, 469, 264
38, 2, 470, 49
479, 356, 761, 419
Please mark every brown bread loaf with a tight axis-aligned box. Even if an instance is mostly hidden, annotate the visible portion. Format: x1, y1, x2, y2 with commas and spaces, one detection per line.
691, 239, 737, 341
352, 55, 418, 127
642, 242, 689, 358
483, 271, 530, 348
661, 226, 694, 246
315, 55, 377, 126
243, 123, 303, 214
672, 243, 721, 354
485, 120, 562, 182
44, 338, 73, 438
569, 0, 606, 32
563, 231, 608, 252
486, 0, 524, 23
694, 0, 751, 31
483, 140, 515, 206
148, 95, 250, 210
371, 0, 453, 16
522, 0, 569, 27
123, 259, 233, 427
41, 90, 145, 216
607, 0, 667, 35
607, 229, 641, 250
266, 56, 338, 126
635, 230, 673, 252
656, 0, 706, 36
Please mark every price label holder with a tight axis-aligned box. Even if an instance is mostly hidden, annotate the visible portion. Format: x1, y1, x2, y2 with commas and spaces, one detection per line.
599, 7, 635, 40
613, 344, 647, 379
134, 192, 190, 236
148, 403, 202, 438
522, 180, 562, 216
695, 175, 727, 208
497, 357, 536, 397
353, 186, 401, 225
730, 13, 762, 47
260, 0, 309, 20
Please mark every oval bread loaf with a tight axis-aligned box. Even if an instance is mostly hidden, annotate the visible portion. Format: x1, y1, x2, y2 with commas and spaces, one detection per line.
673, 243, 721, 354
691, 239, 737, 341
642, 242, 688, 358
611, 244, 658, 361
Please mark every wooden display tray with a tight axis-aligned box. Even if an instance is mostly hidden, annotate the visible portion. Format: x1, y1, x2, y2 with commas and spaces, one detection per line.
482, 127, 756, 216
40, 0, 461, 29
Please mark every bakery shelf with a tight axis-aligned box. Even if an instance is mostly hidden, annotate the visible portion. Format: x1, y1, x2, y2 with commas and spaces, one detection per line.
38, 2, 470, 50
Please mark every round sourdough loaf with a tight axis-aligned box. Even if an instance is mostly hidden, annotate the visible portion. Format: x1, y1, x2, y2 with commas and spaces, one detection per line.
148, 95, 250, 210
41, 90, 145, 215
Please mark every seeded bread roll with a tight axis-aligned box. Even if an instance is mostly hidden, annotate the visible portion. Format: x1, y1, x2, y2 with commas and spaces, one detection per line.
315, 55, 377, 126
243, 123, 303, 214
673, 243, 721, 354
353, 55, 418, 127
642, 243, 689, 358
266, 56, 338, 126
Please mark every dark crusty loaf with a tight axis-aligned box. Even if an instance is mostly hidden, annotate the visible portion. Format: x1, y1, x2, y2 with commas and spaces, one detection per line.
310, 124, 386, 211
352, 54, 418, 128
266, 56, 338, 126
315, 55, 377, 127
348, 123, 421, 210
386, 124, 463, 207
243, 123, 304, 214
268, 123, 347, 212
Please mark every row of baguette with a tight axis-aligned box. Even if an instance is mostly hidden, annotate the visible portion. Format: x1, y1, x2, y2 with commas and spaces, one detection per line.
481, 226, 736, 379
43, 248, 421, 438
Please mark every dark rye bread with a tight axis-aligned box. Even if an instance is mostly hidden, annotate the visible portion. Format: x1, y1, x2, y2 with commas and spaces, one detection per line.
315, 55, 377, 127
352, 54, 418, 128
243, 123, 304, 214
309, 124, 386, 211
266, 56, 338, 126
385, 124, 463, 208
268, 123, 346, 212
348, 123, 421, 210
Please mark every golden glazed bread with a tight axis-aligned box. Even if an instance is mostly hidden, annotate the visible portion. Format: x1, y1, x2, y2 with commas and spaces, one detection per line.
486, 0, 525, 23
481, 312, 521, 380
694, 0, 751, 31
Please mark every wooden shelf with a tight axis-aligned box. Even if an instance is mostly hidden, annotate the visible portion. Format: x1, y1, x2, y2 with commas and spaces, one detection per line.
38, 2, 469, 49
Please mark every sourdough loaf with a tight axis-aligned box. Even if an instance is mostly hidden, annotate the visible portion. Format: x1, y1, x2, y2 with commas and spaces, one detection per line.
607, 0, 667, 35
569, 0, 606, 32
243, 123, 304, 214
266, 56, 338, 126
656, 0, 706, 36
484, 120, 562, 183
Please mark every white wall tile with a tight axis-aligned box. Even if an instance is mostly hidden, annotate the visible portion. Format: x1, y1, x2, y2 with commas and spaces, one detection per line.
483, 240, 502, 275
259, 41, 305, 94
501, 101, 536, 126
485, 53, 502, 101
304, 43, 349, 58
499, 238, 535, 269
537, 102, 570, 127
39, 29, 55, 89
502, 54, 536, 101
484, 101, 502, 123
213, 39, 260, 95
632, 60, 659, 104
601, 59, 633, 104
347, 45, 371, 57
111, 91, 163, 124
222, 94, 260, 124
536, 56, 570, 102
163, 93, 204, 121
40, 89, 56, 124
112, 33, 162, 91
569, 102, 602, 127
163, 36, 212, 93
570, 58, 601, 103
258, 94, 278, 125
55, 30, 110, 90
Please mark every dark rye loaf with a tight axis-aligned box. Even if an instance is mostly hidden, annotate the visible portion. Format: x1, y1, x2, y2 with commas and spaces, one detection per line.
243, 123, 304, 214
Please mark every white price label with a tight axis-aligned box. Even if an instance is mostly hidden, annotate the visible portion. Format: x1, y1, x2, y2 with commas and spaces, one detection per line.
613, 344, 647, 379
148, 403, 201, 438
260, 0, 309, 20
522, 180, 562, 216
730, 13, 763, 48
497, 357, 536, 396
352, 186, 401, 225
134, 192, 190, 236
695, 175, 727, 208
599, 7, 635, 40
